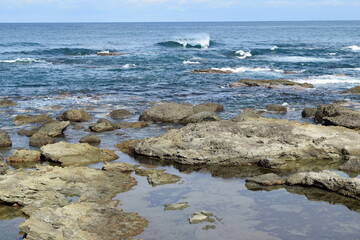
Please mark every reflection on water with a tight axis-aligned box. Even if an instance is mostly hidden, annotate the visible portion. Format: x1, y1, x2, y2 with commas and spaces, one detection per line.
0, 205, 25, 240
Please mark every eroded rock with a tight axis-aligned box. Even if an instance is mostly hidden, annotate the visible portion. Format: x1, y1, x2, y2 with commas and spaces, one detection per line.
0, 130, 12, 148
315, 104, 360, 129
108, 109, 132, 120
13, 114, 53, 125
80, 134, 101, 145
57, 109, 92, 122
6, 149, 41, 162
229, 79, 314, 88
41, 141, 118, 166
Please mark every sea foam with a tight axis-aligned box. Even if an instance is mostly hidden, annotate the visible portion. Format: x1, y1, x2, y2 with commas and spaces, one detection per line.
344, 45, 360, 51
158, 34, 211, 49
235, 50, 252, 59
0, 58, 47, 63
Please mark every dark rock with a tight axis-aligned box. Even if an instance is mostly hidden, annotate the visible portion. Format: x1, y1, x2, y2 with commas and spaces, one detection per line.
340, 86, 360, 94
0, 130, 12, 148
29, 133, 56, 147
57, 109, 91, 122
266, 104, 287, 113
229, 79, 314, 88
0, 99, 16, 107
13, 114, 53, 125
315, 104, 360, 129
80, 134, 101, 145
108, 109, 132, 120
302, 108, 316, 118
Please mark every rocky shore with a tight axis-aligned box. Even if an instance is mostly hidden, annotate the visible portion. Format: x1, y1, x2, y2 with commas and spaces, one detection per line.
1, 94, 360, 239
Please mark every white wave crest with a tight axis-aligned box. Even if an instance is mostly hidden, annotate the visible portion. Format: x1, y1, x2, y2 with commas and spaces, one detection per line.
235, 50, 252, 59
183, 60, 200, 64
344, 45, 360, 51
297, 75, 360, 84
326, 52, 337, 56
122, 64, 136, 69
0, 58, 47, 63
263, 56, 339, 63
176, 33, 210, 48
270, 46, 278, 51
212, 67, 279, 73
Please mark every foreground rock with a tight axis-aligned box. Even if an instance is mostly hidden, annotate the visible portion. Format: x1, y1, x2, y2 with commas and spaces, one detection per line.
339, 156, 360, 172
135, 169, 181, 186
315, 104, 360, 129
0, 99, 16, 107
29, 121, 70, 147
229, 79, 314, 88
0, 130, 12, 148
13, 114, 53, 125
41, 141, 118, 166
57, 109, 92, 122
0, 165, 148, 239
108, 109, 132, 120
6, 149, 41, 162
134, 118, 360, 166
232, 108, 263, 122
246, 171, 360, 200
191, 69, 232, 74
302, 108, 316, 118
266, 104, 287, 113
139, 102, 224, 123
340, 86, 360, 94
80, 134, 101, 145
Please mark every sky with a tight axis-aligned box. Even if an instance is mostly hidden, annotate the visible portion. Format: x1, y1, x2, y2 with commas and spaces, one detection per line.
0, 0, 359, 22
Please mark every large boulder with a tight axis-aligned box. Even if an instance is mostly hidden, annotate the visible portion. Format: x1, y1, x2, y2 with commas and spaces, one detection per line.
6, 149, 41, 162
315, 104, 360, 129
0, 99, 16, 107
229, 79, 314, 88
13, 114, 53, 125
57, 109, 91, 122
108, 109, 132, 120
139, 102, 224, 123
89, 119, 116, 132
134, 118, 360, 166
40, 141, 118, 166
0, 130, 12, 148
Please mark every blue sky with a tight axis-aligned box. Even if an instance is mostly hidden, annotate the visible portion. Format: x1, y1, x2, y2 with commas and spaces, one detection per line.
0, 0, 359, 22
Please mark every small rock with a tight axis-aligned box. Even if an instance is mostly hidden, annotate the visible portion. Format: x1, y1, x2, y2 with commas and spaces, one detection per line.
80, 134, 101, 145
0, 99, 16, 107
115, 121, 149, 129
57, 109, 92, 122
135, 169, 181, 186
0, 130, 12, 148
301, 108, 316, 118
189, 211, 215, 224
6, 149, 41, 162
164, 202, 189, 211
102, 162, 137, 173
108, 109, 132, 120
246, 173, 286, 186
89, 119, 116, 132
266, 104, 287, 113
339, 156, 360, 172
13, 114, 53, 125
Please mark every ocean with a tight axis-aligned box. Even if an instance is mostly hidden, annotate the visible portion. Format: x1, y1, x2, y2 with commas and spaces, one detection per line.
1, 21, 360, 239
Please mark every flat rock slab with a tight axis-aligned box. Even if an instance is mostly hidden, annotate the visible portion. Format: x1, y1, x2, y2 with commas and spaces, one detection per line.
135, 169, 181, 186
315, 104, 360, 129
229, 79, 314, 88
102, 162, 138, 173
134, 118, 360, 166
164, 202, 189, 211
246, 173, 286, 186
41, 141, 118, 166
6, 149, 41, 162
13, 114, 53, 125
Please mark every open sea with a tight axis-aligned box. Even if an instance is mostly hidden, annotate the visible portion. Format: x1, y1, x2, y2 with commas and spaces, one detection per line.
1, 21, 360, 239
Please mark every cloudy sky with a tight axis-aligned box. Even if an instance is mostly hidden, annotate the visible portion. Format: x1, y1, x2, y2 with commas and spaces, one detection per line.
0, 0, 359, 22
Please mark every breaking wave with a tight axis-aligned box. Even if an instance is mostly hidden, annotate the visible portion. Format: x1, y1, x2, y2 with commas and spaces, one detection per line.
157, 34, 212, 49
297, 75, 360, 84
0, 58, 48, 63
343, 45, 360, 51
235, 50, 252, 59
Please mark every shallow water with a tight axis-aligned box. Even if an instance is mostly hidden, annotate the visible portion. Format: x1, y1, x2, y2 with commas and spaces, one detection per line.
1, 21, 360, 239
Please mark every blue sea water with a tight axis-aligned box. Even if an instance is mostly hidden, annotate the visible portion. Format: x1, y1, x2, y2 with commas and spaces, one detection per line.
1, 21, 360, 239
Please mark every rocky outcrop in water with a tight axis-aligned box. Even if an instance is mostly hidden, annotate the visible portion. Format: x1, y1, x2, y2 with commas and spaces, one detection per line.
89, 119, 116, 132
0, 99, 16, 107
232, 108, 263, 122
135, 168, 181, 186
229, 79, 314, 88
340, 86, 360, 94
116, 121, 149, 129
57, 109, 92, 122
139, 102, 223, 123
265, 104, 287, 113
13, 114, 53, 125
80, 134, 101, 145
180, 111, 221, 124
40, 141, 118, 166
0, 130, 12, 148
6, 149, 41, 162
108, 109, 132, 119
29, 121, 70, 147
302, 108, 316, 118
191, 69, 232, 74
315, 104, 360, 129
115, 139, 142, 155
133, 118, 360, 166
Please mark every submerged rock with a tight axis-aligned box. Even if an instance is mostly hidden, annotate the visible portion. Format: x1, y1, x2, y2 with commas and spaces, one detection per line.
135, 169, 181, 186
191, 69, 232, 74
0, 99, 16, 107
229, 79, 314, 88
134, 118, 360, 166
108, 109, 132, 120
102, 162, 137, 173
266, 104, 287, 113
57, 109, 92, 122
6, 149, 41, 162
340, 86, 360, 94
79, 134, 101, 145
302, 108, 317, 118
13, 114, 53, 125
0, 130, 12, 148
40, 141, 118, 166
315, 104, 360, 129
164, 202, 189, 211
139, 102, 224, 123
189, 211, 215, 224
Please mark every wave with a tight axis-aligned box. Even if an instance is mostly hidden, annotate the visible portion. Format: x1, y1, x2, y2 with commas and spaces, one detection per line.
212, 67, 281, 73
0, 42, 43, 47
122, 64, 136, 69
261, 56, 339, 63
157, 34, 212, 49
183, 60, 200, 64
297, 75, 360, 84
8, 48, 99, 56
0, 58, 48, 63
270, 46, 278, 51
343, 45, 360, 51
235, 50, 252, 59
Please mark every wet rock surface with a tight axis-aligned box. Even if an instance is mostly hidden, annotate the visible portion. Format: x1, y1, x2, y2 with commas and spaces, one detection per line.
135, 169, 181, 186
134, 118, 360, 166
13, 114, 53, 125
6, 149, 41, 162
139, 102, 224, 123
315, 104, 360, 129
79, 134, 101, 145
57, 109, 92, 122
40, 141, 118, 166
302, 108, 317, 118
0, 130, 12, 148
108, 109, 132, 120
164, 202, 189, 211
0, 99, 17, 107
340, 86, 360, 94
229, 79, 314, 88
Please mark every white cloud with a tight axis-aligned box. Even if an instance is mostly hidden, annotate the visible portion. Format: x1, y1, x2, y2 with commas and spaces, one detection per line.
267, 0, 360, 7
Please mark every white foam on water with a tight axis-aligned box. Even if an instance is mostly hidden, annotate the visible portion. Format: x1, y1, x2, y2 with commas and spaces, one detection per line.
175, 33, 211, 48
212, 66, 282, 73
235, 50, 252, 59
270, 46, 278, 51
122, 64, 136, 69
262, 56, 339, 63
183, 60, 200, 64
343, 45, 360, 51
0, 58, 48, 63
326, 53, 337, 56
297, 75, 360, 84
